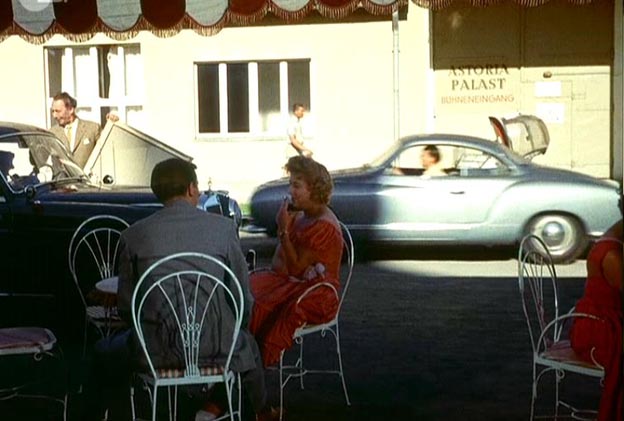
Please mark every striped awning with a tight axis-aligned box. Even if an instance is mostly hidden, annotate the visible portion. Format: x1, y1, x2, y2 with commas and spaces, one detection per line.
0, 0, 597, 44
413, 0, 595, 8
0, 0, 407, 44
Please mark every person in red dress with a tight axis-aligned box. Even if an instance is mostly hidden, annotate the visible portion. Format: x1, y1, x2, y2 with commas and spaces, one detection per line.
250, 156, 343, 367
570, 219, 622, 421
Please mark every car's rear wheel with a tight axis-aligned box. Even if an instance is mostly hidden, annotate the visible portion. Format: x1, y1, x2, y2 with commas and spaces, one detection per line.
525, 214, 586, 264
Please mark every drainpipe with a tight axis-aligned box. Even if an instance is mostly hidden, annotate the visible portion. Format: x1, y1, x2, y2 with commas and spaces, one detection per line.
393, 9, 400, 141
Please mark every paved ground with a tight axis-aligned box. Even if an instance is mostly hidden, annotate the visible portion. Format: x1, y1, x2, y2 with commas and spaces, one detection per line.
0, 235, 602, 420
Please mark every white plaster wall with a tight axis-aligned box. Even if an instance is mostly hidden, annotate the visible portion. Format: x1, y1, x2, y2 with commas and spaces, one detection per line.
133, 7, 431, 203
0, 36, 47, 126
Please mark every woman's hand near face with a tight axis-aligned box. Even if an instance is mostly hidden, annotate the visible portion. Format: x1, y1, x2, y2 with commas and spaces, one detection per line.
276, 198, 294, 232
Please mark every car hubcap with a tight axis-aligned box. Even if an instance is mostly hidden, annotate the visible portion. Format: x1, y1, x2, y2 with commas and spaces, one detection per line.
530, 216, 577, 257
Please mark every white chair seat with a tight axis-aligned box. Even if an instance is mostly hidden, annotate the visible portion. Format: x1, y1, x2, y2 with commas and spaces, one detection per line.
293, 319, 337, 338
156, 365, 225, 379
0, 326, 67, 419
0, 327, 56, 355
537, 340, 604, 376
86, 305, 120, 321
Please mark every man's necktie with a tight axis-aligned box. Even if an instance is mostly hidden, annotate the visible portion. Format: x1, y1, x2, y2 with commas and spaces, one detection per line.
66, 125, 73, 151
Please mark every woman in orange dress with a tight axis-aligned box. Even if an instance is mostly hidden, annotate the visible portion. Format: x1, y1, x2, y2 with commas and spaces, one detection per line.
250, 156, 343, 367
570, 220, 622, 421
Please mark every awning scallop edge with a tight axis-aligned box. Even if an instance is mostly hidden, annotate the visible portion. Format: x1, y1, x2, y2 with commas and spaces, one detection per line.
0, 0, 408, 45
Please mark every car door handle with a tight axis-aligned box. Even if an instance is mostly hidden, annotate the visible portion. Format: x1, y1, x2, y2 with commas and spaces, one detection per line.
450, 190, 465, 194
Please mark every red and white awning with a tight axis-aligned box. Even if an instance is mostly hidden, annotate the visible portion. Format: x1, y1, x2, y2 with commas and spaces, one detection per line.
0, 0, 597, 44
0, 0, 407, 43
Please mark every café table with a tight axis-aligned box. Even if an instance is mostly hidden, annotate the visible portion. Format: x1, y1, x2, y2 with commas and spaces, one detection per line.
95, 276, 119, 297
90, 276, 122, 333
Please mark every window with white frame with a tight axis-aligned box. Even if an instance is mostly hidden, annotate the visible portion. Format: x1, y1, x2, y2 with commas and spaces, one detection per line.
45, 44, 144, 129
196, 59, 311, 137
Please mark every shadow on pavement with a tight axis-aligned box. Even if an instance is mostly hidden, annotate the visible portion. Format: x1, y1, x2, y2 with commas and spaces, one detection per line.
0, 235, 601, 420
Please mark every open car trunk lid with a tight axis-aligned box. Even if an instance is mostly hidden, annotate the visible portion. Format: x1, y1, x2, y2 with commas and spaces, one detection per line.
489, 114, 550, 160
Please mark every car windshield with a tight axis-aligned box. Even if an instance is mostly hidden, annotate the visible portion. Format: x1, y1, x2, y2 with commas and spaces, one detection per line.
0, 132, 85, 191
85, 122, 192, 187
368, 140, 404, 168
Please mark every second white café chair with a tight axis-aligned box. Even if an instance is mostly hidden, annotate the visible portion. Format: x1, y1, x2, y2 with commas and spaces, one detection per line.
0, 326, 68, 420
67, 214, 130, 357
518, 234, 605, 420
129, 252, 244, 421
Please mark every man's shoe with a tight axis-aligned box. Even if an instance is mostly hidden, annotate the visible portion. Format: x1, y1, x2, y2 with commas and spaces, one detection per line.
256, 406, 283, 421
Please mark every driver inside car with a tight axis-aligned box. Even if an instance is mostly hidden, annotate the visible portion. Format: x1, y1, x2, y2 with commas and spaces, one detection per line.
421, 145, 447, 177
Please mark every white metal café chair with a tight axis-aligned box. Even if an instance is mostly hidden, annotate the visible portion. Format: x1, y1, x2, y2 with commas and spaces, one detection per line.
518, 234, 605, 420
129, 252, 243, 421
0, 326, 67, 420
68, 214, 129, 357
277, 221, 354, 419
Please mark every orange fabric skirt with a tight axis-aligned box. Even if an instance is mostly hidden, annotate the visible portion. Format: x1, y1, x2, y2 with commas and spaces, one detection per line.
249, 270, 339, 367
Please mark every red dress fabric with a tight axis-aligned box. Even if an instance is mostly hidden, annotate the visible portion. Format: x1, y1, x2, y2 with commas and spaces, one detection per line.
249, 215, 343, 367
570, 238, 623, 421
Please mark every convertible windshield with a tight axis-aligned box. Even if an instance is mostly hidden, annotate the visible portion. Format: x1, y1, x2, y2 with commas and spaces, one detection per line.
0, 132, 85, 190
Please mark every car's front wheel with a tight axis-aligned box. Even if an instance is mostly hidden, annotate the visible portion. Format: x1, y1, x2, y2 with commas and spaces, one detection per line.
525, 214, 586, 264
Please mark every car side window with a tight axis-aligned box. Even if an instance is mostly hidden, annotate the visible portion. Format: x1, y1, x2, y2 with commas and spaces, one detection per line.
387, 144, 456, 177
454, 147, 508, 177
0, 139, 41, 189
387, 145, 424, 176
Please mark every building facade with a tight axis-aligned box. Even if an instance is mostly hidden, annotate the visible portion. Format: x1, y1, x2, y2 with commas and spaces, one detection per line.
0, 1, 618, 203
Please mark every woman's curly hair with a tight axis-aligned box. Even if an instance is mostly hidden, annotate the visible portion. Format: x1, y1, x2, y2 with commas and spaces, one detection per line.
285, 156, 333, 205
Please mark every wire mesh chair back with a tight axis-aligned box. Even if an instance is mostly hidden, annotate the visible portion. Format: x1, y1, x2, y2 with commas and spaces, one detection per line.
68, 215, 129, 305
131, 252, 244, 381
336, 221, 354, 317
517, 234, 560, 354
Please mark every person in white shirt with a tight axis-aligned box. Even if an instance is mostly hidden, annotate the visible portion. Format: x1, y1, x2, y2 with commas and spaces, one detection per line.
421, 145, 447, 177
285, 103, 312, 159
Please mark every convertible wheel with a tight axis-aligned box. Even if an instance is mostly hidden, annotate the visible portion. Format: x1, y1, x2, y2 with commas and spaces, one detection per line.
525, 214, 586, 264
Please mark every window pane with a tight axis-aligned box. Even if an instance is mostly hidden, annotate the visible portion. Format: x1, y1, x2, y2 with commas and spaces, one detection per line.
227, 63, 249, 133
74, 47, 98, 99
258, 62, 281, 133
124, 45, 143, 98
197, 64, 220, 133
47, 49, 62, 97
288, 60, 311, 112
97, 46, 111, 99
126, 106, 145, 130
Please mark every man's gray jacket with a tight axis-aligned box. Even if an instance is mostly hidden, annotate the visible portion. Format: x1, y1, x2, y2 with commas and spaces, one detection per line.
117, 199, 257, 373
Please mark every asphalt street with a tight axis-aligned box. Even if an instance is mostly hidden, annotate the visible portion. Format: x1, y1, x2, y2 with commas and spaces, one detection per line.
238, 234, 599, 421
0, 234, 601, 420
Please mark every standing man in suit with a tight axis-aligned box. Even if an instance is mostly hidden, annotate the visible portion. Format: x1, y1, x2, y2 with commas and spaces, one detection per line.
49, 92, 101, 168
81, 158, 279, 421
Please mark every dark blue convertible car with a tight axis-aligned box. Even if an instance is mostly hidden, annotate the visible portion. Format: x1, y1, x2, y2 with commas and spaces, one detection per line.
0, 121, 240, 330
